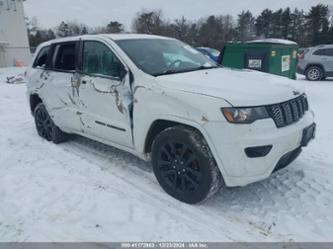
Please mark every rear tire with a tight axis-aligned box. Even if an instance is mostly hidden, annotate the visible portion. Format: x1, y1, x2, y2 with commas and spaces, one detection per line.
151, 125, 223, 204
305, 66, 324, 81
34, 103, 67, 144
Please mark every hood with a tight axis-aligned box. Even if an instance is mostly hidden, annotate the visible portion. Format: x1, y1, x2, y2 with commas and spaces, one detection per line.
156, 67, 304, 106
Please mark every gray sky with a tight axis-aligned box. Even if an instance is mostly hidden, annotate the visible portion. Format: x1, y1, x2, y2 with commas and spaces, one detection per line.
24, 0, 332, 30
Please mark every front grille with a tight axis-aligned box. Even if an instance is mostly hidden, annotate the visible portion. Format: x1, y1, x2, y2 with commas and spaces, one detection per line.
267, 95, 309, 128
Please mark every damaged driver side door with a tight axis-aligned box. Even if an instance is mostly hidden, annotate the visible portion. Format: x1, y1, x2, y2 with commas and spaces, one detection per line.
74, 40, 134, 148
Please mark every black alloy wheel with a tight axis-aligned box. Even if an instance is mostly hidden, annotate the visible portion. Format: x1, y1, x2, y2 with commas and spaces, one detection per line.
34, 103, 67, 143
152, 126, 222, 204
35, 104, 54, 141
157, 141, 202, 193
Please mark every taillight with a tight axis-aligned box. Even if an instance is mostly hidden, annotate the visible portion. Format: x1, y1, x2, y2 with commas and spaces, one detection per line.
298, 53, 305, 60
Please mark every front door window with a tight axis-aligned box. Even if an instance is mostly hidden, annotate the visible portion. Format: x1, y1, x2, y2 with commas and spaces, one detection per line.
82, 41, 123, 78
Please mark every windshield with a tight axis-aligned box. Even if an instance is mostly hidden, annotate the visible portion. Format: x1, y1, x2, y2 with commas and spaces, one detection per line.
115, 38, 217, 76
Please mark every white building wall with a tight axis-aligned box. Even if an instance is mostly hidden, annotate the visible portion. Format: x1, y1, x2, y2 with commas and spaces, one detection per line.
0, 0, 31, 67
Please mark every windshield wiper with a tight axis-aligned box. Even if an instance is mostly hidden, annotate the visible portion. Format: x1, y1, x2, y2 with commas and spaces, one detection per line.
153, 65, 220, 77
153, 69, 179, 76
193, 65, 220, 71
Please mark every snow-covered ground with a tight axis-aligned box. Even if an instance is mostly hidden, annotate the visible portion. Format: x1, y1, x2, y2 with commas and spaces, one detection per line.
0, 67, 332, 242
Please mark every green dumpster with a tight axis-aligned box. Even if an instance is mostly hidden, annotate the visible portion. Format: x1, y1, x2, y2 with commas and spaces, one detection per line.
219, 39, 299, 80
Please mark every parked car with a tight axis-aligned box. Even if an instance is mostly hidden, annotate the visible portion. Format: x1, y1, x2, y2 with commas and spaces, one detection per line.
298, 47, 307, 57
196, 47, 220, 62
297, 44, 333, 81
26, 34, 315, 204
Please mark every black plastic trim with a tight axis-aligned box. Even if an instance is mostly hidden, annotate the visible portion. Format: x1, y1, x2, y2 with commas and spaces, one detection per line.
245, 145, 273, 158
273, 147, 302, 173
95, 121, 126, 132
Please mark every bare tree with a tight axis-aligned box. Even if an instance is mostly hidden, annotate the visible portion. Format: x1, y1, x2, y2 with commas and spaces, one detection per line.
132, 10, 164, 34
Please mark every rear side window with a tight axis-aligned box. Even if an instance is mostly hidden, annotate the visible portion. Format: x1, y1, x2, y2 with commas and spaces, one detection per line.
52, 42, 76, 71
313, 49, 333, 56
82, 41, 123, 78
33, 46, 49, 68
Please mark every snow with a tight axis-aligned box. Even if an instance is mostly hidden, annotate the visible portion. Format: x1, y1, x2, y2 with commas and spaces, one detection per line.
246, 39, 298, 45
0, 67, 333, 242
158, 67, 304, 106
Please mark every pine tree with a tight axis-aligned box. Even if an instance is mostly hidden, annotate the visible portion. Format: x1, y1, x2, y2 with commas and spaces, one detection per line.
56, 21, 71, 37
306, 4, 330, 45
81, 26, 88, 35
290, 9, 307, 45
281, 8, 292, 39
236, 10, 256, 41
106, 21, 124, 33
255, 9, 273, 38
271, 9, 283, 38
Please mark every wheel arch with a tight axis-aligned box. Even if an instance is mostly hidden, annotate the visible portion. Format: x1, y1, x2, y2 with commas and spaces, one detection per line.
305, 63, 326, 75
144, 119, 205, 154
29, 94, 43, 115
146, 119, 225, 203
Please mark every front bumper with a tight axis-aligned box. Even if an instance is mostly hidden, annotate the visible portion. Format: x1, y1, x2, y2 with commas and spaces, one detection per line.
203, 110, 315, 187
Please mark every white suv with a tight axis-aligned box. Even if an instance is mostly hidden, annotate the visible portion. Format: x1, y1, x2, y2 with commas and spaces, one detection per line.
26, 34, 316, 203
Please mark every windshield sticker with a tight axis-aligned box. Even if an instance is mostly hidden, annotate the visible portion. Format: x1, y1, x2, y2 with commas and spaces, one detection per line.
282, 55, 290, 72
248, 59, 262, 69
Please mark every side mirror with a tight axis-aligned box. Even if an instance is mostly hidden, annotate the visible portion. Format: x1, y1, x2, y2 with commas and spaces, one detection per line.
37, 64, 46, 69
117, 64, 128, 80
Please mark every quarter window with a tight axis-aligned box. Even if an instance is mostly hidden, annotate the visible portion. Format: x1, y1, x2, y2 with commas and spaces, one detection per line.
82, 41, 123, 78
52, 42, 76, 71
313, 49, 333, 56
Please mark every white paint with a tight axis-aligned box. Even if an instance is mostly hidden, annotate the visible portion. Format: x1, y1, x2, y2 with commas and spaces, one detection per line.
26, 34, 314, 190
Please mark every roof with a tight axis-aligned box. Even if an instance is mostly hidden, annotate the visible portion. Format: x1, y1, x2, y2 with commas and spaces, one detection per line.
315, 44, 333, 48
37, 33, 173, 48
245, 39, 298, 46
102, 33, 172, 41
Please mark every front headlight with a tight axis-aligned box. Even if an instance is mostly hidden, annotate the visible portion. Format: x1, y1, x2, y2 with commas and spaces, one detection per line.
222, 107, 269, 124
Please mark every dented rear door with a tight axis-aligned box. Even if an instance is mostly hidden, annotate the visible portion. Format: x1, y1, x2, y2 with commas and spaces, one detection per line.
40, 41, 82, 132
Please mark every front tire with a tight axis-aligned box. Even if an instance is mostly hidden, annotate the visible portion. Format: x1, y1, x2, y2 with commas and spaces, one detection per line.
151, 126, 223, 204
34, 103, 67, 144
306, 66, 323, 81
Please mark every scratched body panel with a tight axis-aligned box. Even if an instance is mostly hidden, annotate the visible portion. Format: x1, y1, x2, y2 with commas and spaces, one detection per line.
26, 34, 315, 190
75, 73, 133, 148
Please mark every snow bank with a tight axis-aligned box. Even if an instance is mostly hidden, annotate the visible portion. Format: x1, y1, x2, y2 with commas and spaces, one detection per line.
0, 67, 26, 84
0, 67, 332, 242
